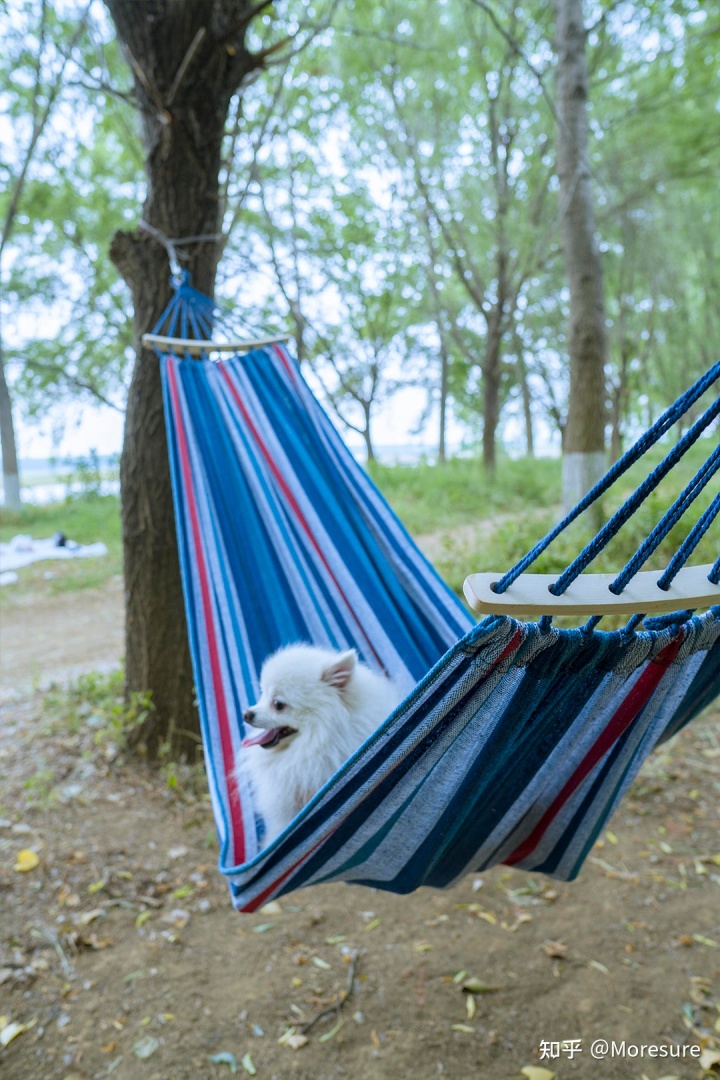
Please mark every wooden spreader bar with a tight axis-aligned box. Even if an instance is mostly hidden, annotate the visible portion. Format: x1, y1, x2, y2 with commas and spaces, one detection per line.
464, 564, 719, 617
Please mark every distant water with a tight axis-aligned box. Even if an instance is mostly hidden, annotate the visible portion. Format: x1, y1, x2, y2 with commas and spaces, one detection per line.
15, 479, 121, 505
0, 455, 120, 507
2, 443, 473, 506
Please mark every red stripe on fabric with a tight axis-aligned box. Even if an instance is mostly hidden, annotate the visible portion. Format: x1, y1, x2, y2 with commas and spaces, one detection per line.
239, 834, 328, 913
272, 341, 297, 384
167, 360, 246, 864
494, 627, 524, 668
504, 633, 684, 867
218, 362, 383, 667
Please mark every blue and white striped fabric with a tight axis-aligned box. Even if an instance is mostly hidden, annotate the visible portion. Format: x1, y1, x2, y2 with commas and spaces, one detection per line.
161, 343, 720, 911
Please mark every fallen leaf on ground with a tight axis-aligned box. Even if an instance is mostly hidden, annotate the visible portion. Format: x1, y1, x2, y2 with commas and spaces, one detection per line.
699, 1048, 720, 1072
75, 908, 104, 926
693, 934, 719, 948
14, 850, 40, 872
209, 1051, 238, 1073
133, 1034, 161, 1059
461, 977, 504, 994
278, 1028, 308, 1050
541, 940, 568, 958
1, 1018, 36, 1047
318, 1019, 344, 1042
259, 900, 283, 915
520, 1067, 555, 1080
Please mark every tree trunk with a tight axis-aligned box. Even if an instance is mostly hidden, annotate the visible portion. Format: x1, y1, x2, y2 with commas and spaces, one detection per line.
482, 315, 503, 474
609, 345, 629, 464
515, 342, 535, 458
362, 400, 375, 464
437, 330, 449, 465
0, 334, 21, 510
104, 1, 265, 759
555, 0, 608, 514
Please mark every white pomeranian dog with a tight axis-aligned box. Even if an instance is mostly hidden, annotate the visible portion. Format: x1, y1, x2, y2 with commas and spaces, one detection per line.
239, 644, 402, 847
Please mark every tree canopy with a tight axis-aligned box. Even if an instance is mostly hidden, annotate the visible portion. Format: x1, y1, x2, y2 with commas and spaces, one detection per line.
1, 0, 717, 754
2, 0, 717, 484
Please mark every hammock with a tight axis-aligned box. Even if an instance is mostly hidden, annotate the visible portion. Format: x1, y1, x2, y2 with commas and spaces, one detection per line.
149, 281, 719, 913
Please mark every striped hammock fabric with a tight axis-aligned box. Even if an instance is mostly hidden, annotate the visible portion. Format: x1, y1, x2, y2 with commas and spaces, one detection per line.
161, 343, 720, 912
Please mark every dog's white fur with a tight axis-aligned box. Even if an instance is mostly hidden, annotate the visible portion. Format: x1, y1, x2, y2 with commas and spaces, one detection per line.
239, 644, 401, 847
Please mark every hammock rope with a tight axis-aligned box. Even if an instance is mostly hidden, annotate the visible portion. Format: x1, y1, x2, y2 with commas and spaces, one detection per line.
492, 360, 720, 601
147, 280, 719, 912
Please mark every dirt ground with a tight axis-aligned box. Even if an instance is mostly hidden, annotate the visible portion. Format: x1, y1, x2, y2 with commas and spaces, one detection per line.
1, 577, 720, 1080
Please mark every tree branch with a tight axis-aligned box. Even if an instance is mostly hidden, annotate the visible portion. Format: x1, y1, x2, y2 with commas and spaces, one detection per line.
24, 359, 123, 411
0, 3, 93, 261
217, 0, 275, 46
467, 0, 559, 125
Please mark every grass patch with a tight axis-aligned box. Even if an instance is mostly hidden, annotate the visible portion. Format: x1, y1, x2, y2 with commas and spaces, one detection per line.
42, 668, 207, 798
1, 433, 714, 607
392, 439, 717, 613
369, 455, 561, 535
0, 494, 122, 597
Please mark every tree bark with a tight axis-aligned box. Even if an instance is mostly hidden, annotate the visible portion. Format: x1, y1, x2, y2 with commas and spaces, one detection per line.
0, 333, 21, 510
363, 408, 376, 465
482, 301, 505, 474
555, 0, 608, 513
609, 343, 629, 463
437, 328, 449, 465
104, 1, 266, 759
515, 341, 535, 457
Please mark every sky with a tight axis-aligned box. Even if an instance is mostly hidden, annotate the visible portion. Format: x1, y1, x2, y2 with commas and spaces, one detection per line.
17, 402, 125, 462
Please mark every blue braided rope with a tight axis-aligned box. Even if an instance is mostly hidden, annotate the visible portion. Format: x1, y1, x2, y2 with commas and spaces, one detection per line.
657, 492, 720, 590
493, 360, 720, 594
548, 397, 720, 596
151, 273, 216, 346
621, 612, 646, 637
581, 614, 603, 635
165, 293, 182, 339
709, 556, 720, 585
609, 443, 720, 594
643, 610, 694, 630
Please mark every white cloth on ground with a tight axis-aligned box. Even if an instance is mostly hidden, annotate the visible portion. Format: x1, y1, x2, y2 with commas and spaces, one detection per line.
0, 533, 108, 583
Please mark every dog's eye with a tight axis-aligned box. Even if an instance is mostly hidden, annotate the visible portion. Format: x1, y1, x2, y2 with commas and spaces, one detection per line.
272, 698, 287, 712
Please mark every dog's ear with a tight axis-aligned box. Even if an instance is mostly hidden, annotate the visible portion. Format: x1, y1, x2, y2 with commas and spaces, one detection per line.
321, 649, 356, 690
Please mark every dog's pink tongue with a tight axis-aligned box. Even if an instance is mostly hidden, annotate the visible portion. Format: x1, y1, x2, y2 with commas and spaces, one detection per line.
242, 728, 279, 748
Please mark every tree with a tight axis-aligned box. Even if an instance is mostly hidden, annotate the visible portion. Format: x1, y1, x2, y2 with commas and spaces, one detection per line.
103, 0, 290, 758
554, 0, 608, 512
324, 0, 560, 472
0, 1, 93, 507
1, 3, 143, 508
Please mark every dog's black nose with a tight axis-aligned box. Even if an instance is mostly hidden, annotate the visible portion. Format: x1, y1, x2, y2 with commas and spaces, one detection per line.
243, 708, 255, 723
